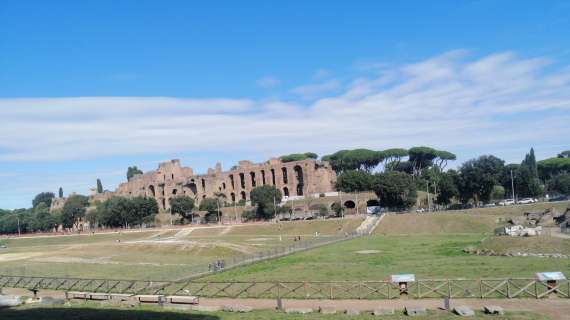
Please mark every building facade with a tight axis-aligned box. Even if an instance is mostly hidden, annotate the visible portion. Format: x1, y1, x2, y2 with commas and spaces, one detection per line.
115, 158, 337, 210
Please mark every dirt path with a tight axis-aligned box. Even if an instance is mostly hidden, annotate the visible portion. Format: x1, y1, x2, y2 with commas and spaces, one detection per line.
3, 288, 568, 320
197, 297, 570, 320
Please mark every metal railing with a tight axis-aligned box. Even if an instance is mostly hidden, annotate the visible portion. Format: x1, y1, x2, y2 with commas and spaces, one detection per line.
1, 275, 568, 299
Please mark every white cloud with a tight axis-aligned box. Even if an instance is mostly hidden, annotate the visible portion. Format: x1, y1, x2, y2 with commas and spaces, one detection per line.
1, 50, 570, 164
256, 76, 280, 89
290, 79, 341, 99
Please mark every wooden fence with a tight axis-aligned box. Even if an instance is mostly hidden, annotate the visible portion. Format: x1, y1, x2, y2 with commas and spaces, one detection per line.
1, 275, 568, 299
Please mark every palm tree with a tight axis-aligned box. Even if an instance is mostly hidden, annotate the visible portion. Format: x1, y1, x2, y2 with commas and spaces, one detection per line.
214, 192, 227, 224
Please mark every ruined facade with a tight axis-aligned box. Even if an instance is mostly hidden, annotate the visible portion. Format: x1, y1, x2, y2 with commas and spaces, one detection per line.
115, 158, 337, 210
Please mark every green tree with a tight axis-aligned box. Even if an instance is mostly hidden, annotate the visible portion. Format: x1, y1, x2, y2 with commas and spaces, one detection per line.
408, 146, 438, 176
538, 157, 570, 179
458, 155, 505, 203
335, 170, 374, 193
372, 172, 417, 210
434, 150, 457, 171
549, 173, 570, 195
61, 194, 89, 229
96, 179, 103, 194
58, 187, 64, 198
32, 192, 55, 209
515, 166, 543, 198
127, 166, 143, 181
331, 202, 343, 217
435, 170, 460, 205
490, 185, 506, 201
130, 197, 159, 226
381, 148, 409, 172
558, 150, 570, 158
280, 152, 318, 163
250, 185, 282, 220
170, 196, 195, 222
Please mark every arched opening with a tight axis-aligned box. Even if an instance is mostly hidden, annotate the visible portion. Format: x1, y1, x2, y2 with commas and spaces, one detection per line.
344, 200, 356, 209
172, 189, 178, 196
162, 198, 166, 209
240, 191, 246, 201
148, 185, 156, 197
222, 182, 226, 190
294, 165, 304, 196
283, 187, 289, 197
261, 170, 266, 185
282, 167, 288, 184
184, 182, 197, 195
201, 178, 206, 192
229, 174, 235, 189
171, 173, 174, 180
202, 195, 206, 199
271, 169, 276, 185
250, 171, 256, 187
239, 173, 246, 189
204, 212, 221, 223
231, 193, 236, 203
366, 199, 380, 207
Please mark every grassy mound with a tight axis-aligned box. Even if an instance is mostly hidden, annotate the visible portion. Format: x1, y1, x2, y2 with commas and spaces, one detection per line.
374, 213, 499, 235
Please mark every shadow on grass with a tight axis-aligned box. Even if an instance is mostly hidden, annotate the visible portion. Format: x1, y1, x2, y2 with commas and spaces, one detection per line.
0, 307, 220, 320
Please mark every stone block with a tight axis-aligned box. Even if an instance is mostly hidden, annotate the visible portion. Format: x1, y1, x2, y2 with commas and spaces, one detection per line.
67, 291, 89, 299
39, 297, 65, 305
405, 306, 427, 316
222, 304, 253, 312
319, 307, 337, 314
167, 295, 199, 305
285, 307, 313, 314
0, 295, 22, 307
484, 305, 505, 315
191, 305, 222, 312
345, 309, 360, 316
454, 306, 475, 317
88, 293, 110, 300
373, 308, 395, 315
134, 294, 163, 303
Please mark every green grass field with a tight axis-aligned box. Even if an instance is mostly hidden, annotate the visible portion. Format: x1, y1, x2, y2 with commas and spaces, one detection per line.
0, 202, 568, 282
202, 233, 570, 282
0, 219, 362, 280
0, 303, 550, 320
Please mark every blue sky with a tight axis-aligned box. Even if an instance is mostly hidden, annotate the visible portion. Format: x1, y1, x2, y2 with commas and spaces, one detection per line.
1, 0, 570, 208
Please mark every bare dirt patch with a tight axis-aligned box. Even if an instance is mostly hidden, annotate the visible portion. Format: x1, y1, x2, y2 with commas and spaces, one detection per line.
354, 250, 381, 254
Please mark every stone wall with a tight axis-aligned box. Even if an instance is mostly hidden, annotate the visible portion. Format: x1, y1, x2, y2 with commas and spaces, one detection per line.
114, 158, 337, 210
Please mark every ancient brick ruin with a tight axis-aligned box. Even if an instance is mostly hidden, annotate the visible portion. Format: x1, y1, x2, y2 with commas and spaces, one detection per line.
115, 158, 337, 210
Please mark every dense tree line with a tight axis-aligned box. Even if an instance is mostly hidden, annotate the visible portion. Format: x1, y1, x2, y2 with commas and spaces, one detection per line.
91, 196, 158, 228
333, 147, 570, 209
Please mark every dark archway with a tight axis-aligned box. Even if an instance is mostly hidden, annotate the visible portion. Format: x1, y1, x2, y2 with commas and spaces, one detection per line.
148, 185, 156, 197
282, 167, 288, 184
366, 199, 380, 207
229, 174, 235, 189
283, 187, 290, 197
231, 193, 236, 202
172, 189, 178, 196
271, 169, 276, 185
239, 173, 246, 189
294, 165, 304, 196
250, 172, 256, 187
261, 170, 266, 185
344, 200, 356, 209
240, 191, 246, 201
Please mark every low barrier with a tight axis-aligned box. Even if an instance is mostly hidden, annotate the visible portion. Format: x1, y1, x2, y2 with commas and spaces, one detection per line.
1, 275, 568, 299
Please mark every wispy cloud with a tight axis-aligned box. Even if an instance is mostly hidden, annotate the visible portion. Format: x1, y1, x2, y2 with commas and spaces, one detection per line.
1, 50, 569, 165
290, 79, 341, 99
256, 76, 280, 89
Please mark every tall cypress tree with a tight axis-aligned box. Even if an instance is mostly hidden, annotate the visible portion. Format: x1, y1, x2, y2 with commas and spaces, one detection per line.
96, 179, 103, 194
58, 187, 64, 198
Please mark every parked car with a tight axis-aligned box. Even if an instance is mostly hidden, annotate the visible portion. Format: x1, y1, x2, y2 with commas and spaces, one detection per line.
518, 198, 536, 204
483, 203, 497, 208
498, 199, 515, 206
549, 195, 570, 202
